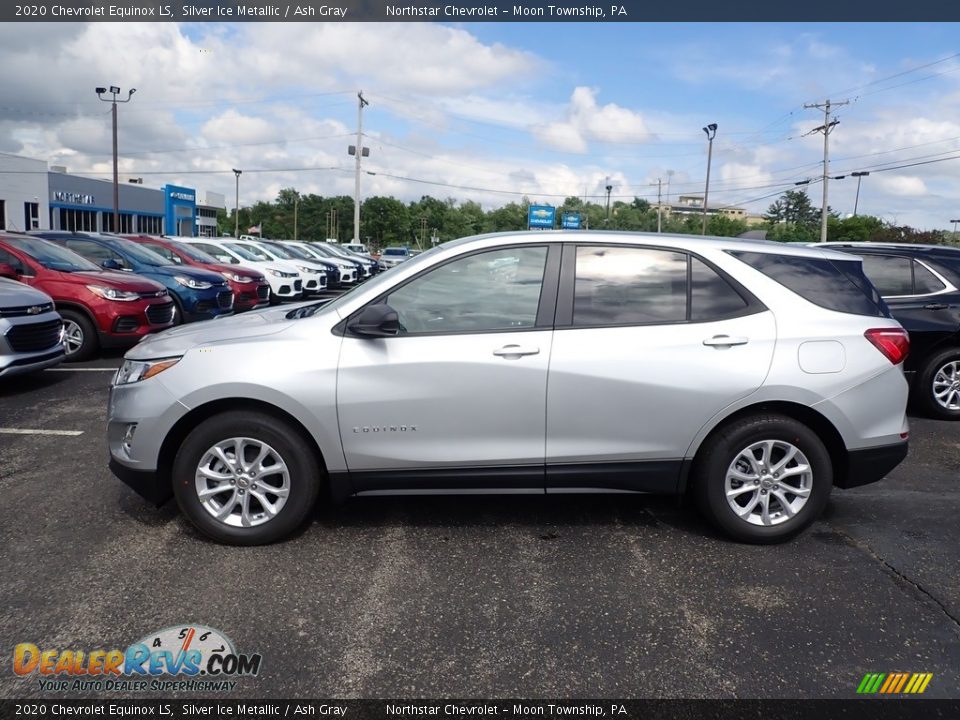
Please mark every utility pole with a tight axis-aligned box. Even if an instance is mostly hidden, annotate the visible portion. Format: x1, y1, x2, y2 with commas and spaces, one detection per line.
951, 219, 960, 236
232, 169, 242, 238
350, 91, 370, 243
293, 190, 299, 241
851, 171, 870, 216
804, 99, 849, 242
650, 178, 663, 232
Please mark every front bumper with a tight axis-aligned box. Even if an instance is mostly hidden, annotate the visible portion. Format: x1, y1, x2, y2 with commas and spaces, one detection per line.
837, 441, 909, 489
0, 347, 65, 377
109, 457, 170, 506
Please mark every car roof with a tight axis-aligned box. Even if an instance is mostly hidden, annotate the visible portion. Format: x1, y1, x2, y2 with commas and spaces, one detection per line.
442, 231, 859, 261
815, 242, 960, 258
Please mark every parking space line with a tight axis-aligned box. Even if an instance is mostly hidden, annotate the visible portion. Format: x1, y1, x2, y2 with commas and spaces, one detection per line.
0, 428, 84, 436
47, 368, 118, 372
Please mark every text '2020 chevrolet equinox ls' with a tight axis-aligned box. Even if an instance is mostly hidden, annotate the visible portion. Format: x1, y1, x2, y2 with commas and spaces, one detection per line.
108, 232, 910, 545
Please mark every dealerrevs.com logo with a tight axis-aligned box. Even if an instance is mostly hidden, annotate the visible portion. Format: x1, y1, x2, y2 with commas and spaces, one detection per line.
13, 625, 262, 693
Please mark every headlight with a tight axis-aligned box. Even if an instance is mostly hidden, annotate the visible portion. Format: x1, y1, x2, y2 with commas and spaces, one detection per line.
86, 285, 141, 302
114, 357, 181, 385
221, 271, 255, 283
296, 265, 318, 274
175, 275, 213, 290
267, 269, 297, 278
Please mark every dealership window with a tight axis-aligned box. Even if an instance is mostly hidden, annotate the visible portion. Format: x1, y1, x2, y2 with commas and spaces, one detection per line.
136, 215, 163, 235
58, 208, 97, 232
23, 201, 39, 230
102, 212, 134, 234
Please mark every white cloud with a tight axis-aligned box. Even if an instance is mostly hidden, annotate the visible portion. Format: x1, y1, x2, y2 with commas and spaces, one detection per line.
533, 87, 649, 152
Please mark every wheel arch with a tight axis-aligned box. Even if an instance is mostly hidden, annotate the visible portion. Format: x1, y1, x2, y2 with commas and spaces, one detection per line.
157, 398, 337, 501
54, 300, 98, 328
682, 401, 848, 492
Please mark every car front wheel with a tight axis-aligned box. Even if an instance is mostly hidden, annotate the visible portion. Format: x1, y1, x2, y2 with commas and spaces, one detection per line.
172, 411, 321, 545
693, 414, 832, 544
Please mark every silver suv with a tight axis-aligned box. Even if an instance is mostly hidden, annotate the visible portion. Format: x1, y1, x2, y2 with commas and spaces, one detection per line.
107, 232, 910, 545
0, 276, 65, 377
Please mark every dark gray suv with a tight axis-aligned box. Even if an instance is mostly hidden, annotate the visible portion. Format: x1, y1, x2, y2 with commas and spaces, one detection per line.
0, 275, 65, 377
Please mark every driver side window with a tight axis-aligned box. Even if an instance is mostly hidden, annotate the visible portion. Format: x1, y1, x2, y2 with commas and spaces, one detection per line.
386, 246, 548, 334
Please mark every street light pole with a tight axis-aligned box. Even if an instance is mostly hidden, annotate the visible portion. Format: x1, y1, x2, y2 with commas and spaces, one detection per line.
293, 191, 299, 242
232, 169, 242, 238
604, 177, 613, 224
851, 171, 870, 216
95, 86, 135, 233
701, 123, 717, 235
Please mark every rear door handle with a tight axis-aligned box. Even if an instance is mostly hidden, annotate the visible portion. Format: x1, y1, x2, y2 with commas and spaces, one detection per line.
493, 344, 540, 358
703, 335, 749, 348
924, 303, 948, 310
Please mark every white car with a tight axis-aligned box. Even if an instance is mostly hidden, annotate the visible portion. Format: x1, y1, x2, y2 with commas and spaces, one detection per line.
182, 238, 303, 303
281, 241, 358, 285
233, 240, 329, 296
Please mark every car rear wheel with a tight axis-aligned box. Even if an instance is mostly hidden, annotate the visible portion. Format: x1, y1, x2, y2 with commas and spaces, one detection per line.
172, 411, 321, 545
917, 347, 960, 420
693, 414, 832, 544
59, 309, 98, 362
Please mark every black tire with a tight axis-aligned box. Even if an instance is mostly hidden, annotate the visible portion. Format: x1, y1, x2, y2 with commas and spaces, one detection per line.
692, 414, 832, 544
172, 411, 322, 545
915, 347, 960, 420
59, 309, 98, 362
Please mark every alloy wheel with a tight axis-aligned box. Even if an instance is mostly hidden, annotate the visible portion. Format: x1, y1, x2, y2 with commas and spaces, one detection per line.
194, 437, 291, 528
932, 360, 960, 411
62, 319, 84, 356
725, 440, 813, 527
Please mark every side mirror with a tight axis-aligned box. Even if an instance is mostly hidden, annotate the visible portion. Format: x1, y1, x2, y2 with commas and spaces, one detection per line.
0, 262, 18, 279
101, 258, 122, 271
348, 303, 399, 337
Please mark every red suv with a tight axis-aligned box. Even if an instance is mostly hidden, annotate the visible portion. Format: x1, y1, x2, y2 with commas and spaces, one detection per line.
125, 236, 270, 312
0, 233, 174, 361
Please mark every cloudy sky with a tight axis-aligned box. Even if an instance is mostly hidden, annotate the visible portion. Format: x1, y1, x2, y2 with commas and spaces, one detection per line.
3, 22, 960, 228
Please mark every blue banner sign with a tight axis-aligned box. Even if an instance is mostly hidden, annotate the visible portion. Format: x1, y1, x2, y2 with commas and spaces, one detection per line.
528, 205, 556, 229
562, 212, 582, 230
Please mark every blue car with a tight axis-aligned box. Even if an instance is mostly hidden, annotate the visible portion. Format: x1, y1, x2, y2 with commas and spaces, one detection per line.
31, 232, 233, 324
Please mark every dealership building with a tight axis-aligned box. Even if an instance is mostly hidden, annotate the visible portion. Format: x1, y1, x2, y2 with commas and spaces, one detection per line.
0, 152, 225, 236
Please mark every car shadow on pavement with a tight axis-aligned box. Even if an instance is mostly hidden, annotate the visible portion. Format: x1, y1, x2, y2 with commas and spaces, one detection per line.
0, 369, 71, 398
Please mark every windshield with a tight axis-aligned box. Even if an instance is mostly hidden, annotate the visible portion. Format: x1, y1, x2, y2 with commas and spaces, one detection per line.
170, 241, 218, 264
227, 242, 270, 262
275, 244, 310, 260
112, 238, 172, 266
257, 241, 294, 260
6, 236, 101, 272
383, 248, 409, 256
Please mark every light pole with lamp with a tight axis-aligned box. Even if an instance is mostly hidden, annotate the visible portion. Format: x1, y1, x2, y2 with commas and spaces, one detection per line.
232, 169, 242, 238
95, 86, 136, 234
701, 123, 717, 235
851, 171, 870, 216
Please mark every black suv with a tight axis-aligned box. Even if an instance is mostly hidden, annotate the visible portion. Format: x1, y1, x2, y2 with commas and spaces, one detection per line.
820, 242, 960, 419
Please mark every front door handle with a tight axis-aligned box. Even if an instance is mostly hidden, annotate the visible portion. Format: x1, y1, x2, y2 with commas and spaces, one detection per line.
493, 344, 540, 358
703, 335, 749, 348
924, 303, 948, 310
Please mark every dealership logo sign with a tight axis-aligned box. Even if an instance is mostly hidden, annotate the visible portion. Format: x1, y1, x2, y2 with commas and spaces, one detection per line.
52, 191, 94, 205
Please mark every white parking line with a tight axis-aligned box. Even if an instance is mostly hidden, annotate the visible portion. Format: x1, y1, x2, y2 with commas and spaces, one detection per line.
47, 368, 117, 372
0, 428, 84, 436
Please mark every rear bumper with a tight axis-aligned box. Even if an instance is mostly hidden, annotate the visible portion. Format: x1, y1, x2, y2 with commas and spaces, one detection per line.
837, 441, 909, 489
109, 457, 171, 506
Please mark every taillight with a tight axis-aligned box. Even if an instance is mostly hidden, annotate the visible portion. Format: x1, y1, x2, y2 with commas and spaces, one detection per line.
864, 328, 910, 365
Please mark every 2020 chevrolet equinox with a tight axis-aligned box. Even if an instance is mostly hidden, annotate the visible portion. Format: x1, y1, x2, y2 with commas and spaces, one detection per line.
108, 232, 910, 545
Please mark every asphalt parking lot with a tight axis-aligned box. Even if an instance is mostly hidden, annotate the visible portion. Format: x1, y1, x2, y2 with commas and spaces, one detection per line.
1, 360, 958, 700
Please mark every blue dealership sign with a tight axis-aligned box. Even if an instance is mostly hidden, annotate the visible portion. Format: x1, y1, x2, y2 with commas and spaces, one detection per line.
562, 211, 582, 230
528, 205, 556, 229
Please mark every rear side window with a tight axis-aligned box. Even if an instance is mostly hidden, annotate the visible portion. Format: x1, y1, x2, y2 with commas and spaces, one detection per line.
861, 255, 912, 296
913, 262, 946, 295
690, 257, 749, 321
731, 251, 890, 318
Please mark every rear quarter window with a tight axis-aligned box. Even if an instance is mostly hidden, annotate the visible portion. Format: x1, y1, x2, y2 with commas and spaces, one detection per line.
730, 251, 890, 318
